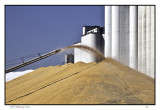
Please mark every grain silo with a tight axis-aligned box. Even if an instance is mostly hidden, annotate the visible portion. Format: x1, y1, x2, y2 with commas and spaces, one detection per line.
104, 6, 155, 78
74, 42, 81, 63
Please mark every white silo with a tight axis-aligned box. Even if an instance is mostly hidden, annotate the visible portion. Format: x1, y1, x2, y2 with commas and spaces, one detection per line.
105, 6, 130, 65
82, 33, 97, 63
141, 6, 147, 74
129, 6, 138, 70
146, 6, 151, 76
81, 36, 87, 62
112, 6, 120, 61
119, 6, 129, 66
104, 6, 155, 78
138, 6, 143, 72
137, 6, 155, 77
105, 6, 112, 58
151, 6, 155, 78
74, 42, 81, 63
80, 26, 104, 63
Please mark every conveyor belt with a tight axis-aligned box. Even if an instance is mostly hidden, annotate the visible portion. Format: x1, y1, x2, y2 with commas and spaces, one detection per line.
5, 49, 62, 73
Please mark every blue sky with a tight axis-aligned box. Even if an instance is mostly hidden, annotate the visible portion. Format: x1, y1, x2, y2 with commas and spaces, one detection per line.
6, 6, 104, 71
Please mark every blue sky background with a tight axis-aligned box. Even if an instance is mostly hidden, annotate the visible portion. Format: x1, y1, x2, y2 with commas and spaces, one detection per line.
6, 6, 104, 71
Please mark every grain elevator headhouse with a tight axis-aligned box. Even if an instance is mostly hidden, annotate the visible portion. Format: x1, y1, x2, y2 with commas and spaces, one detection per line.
74, 26, 104, 63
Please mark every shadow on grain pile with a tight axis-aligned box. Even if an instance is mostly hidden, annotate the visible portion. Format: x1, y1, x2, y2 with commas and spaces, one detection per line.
5, 45, 154, 104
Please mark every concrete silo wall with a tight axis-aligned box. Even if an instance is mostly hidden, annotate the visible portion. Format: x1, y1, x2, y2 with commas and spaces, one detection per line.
111, 6, 120, 61
81, 36, 86, 62
138, 6, 143, 72
81, 33, 104, 63
146, 6, 151, 76
85, 33, 97, 63
151, 6, 155, 78
138, 6, 155, 77
105, 6, 130, 65
105, 6, 112, 58
141, 6, 147, 74
74, 42, 81, 63
104, 6, 155, 78
119, 6, 130, 66
130, 6, 138, 70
